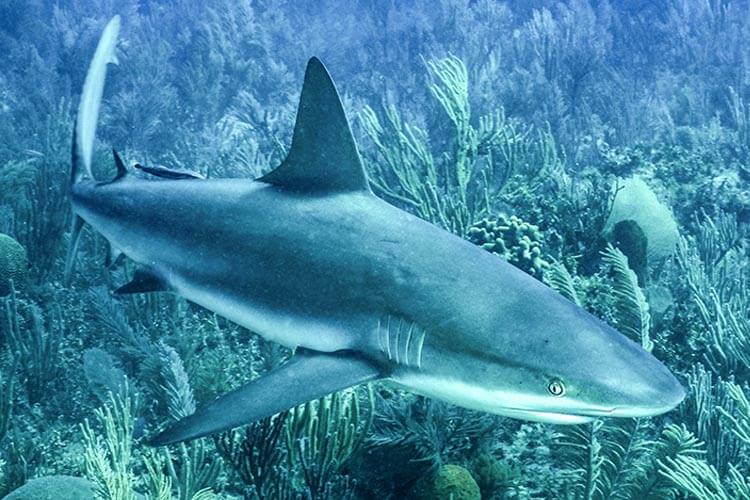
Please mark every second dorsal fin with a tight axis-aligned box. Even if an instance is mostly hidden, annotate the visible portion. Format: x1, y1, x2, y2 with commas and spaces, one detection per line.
112, 149, 127, 180
259, 57, 370, 193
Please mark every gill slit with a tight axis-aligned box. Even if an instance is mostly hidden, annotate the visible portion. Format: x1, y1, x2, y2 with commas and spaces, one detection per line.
414, 327, 426, 369
378, 314, 426, 370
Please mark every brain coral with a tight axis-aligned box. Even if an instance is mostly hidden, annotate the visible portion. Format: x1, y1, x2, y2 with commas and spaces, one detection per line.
413, 464, 481, 500
4, 475, 94, 500
0, 233, 27, 295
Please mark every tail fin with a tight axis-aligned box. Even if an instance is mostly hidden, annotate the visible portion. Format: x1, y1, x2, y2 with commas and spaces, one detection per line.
72, 15, 120, 184
67, 16, 120, 285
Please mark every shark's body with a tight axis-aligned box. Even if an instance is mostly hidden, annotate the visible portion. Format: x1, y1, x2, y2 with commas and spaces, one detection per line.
70, 18, 684, 445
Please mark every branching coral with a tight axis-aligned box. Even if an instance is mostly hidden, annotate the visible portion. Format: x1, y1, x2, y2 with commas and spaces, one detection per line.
468, 214, 549, 277
81, 389, 137, 500
142, 451, 172, 500
286, 385, 375, 498
82, 385, 219, 500
142, 447, 218, 500
659, 456, 730, 500
2, 285, 61, 404
545, 259, 581, 305
680, 365, 742, 475
214, 412, 288, 497
158, 444, 220, 500
558, 421, 710, 500
360, 55, 560, 237
0, 368, 12, 443
660, 456, 750, 500
678, 212, 750, 377
718, 383, 750, 447
627, 424, 707, 499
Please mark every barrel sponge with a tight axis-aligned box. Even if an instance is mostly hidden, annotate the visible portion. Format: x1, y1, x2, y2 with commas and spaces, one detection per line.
413, 464, 481, 500
4, 475, 95, 500
604, 176, 679, 260
0, 233, 27, 296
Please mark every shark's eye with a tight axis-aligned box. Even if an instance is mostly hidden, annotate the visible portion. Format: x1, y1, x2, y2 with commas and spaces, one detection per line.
548, 379, 566, 397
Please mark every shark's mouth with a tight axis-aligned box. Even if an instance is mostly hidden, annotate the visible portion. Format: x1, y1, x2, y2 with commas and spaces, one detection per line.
497, 403, 678, 425
504, 408, 597, 425
494, 406, 612, 424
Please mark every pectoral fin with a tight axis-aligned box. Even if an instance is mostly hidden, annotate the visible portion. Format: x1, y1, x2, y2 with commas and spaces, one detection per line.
149, 349, 382, 446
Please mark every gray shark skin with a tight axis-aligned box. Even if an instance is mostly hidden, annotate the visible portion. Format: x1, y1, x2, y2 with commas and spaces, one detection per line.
70, 18, 685, 446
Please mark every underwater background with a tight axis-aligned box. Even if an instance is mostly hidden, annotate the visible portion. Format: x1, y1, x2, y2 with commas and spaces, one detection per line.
1, 0, 749, 498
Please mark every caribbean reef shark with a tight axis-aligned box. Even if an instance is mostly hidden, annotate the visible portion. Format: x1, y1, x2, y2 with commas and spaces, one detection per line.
68, 17, 685, 446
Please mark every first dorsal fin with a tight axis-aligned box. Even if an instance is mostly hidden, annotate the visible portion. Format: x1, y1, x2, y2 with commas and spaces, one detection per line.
259, 57, 370, 193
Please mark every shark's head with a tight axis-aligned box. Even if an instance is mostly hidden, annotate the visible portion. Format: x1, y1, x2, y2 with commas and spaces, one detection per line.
392, 269, 685, 424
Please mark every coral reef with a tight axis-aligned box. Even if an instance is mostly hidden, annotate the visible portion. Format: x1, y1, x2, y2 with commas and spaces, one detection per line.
468, 214, 549, 277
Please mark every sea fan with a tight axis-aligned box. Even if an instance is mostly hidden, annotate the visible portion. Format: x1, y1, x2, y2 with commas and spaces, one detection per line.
157, 341, 196, 422
545, 260, 581, 305
601, 244, 653, 351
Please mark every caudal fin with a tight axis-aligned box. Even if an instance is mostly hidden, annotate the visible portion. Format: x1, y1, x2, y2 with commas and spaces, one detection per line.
72, 15, 120, 184
66, 16, 120, 285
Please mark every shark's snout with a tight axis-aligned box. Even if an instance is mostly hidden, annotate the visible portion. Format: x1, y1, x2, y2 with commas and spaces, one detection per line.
561, 314, 686, 420
405, 292, 687, 425
605, 350, 685, 418
487, 356, 685, 425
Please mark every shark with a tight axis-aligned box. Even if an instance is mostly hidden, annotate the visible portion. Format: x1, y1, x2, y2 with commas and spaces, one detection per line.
68, 17, 685, 446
